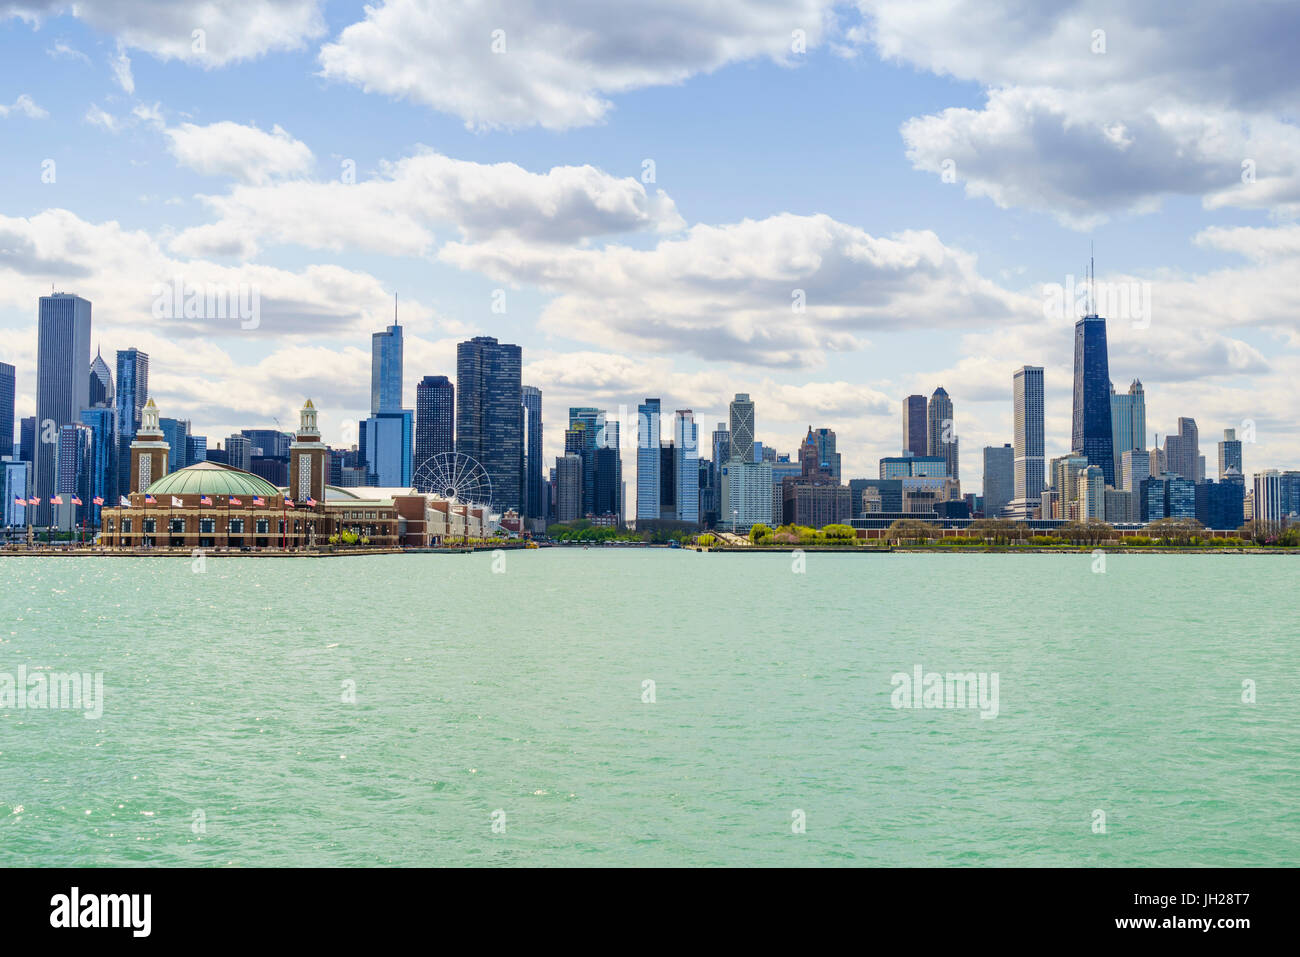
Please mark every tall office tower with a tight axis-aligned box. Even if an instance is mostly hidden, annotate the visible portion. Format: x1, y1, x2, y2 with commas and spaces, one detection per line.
0, 361, 13, 457
415, 374, 455, 469
1109, 378, 1145, 482
19, 416, 35, 464
35, 293, 92, 525
1164, 417, 1199, 481
371, 317, 403, 413
160, 417, 191, 472
1072, 313, 1115, 486
89, 347, 114, 408
712, 421, 730, 525
361, 411, 413, 487
568, 407, 605, 515
675, 410, 700, 524
78, 407, 117, 527
903, 394, 927, 457
982, 444, 1014, 518
54, 423, 94, 531
927, 387, 959, 480
1010, 366, 1045, 515
712, 422, 730, 467
659, 442, 676, 520
811, 427, 841, 482
1218, 429, 1243, 481
456, 336, 522, 512
519, 385, 543, 520
114, 348, 149, 438
636, 398, 661, 522
186, 435, 207, 464
729, 394, 755, 462
1079, 464, 1105, 519
556, 453, 582, 522
1120, 449, 1151, 493
1252, 470, 1282, 525
225, 434, 253, 471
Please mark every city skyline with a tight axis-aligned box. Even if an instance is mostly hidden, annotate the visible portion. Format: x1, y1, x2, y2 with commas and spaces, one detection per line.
2, 3, 1299, 497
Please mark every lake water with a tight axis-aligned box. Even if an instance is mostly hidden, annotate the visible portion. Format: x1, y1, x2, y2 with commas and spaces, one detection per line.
1, 550, 1295, 866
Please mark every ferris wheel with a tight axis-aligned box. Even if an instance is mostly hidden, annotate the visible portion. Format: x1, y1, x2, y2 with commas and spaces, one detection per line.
413, 452, 493, 506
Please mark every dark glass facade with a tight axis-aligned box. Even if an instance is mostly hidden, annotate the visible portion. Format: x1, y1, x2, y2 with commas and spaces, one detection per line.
0, 361, 13, 458
1071, 316, 1115, 486
521, 385, 543, 519
36, 294, 92, 525
415, 375, 455, 472
456, 336, 522, 513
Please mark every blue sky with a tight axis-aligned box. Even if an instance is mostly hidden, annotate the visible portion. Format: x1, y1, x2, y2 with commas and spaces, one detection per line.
2, 0, 1297, 492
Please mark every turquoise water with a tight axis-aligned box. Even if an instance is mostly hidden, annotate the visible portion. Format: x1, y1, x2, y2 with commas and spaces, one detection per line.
1, 550, 1296, 866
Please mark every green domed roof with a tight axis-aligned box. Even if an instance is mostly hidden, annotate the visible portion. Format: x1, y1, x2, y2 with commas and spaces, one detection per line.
146, 461, 281, 498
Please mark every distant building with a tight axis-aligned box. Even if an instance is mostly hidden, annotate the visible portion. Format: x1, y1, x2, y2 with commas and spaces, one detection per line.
1195, 480, 1245, 530
415, 375, 455, 469
520, 385, 543, 520
225, 434, 253, 471
1120, 449, 1151, 494
457, 336, 522, 513
1103, 488, 1134, 524
982, 444, 1013, 518
1072, 314, 1115, 486
160, 417, 191, 472
1252, 470, 1282, 526
555, 453, 582, 523
1139, 474, 1196, 522
903, 394, 927, 457
1218, 429, 1243, 481
361, 410, 413, 487
1164, 417, 1200, 481
1079, 464, 1105, 519
674, 410, 699, 524
636, 398, 661, 522
0, 361, 13, 458
880, 455, 947, 479
35, 293, 92, 525
1007, 365, 1045, 518
927, 387, 959, 480
1109, 378, 1145, 483
89, 348, 114, 409
371, 320, 403, 413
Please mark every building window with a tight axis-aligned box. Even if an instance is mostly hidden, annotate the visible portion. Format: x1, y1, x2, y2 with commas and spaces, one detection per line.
201, 518, 216, 534
228, 518, 243, 534
169, 519, 185, 534
256, 518, 269, 534
105, 519, 115, 532
143, 519, 155, 534
122, 518, 132, 533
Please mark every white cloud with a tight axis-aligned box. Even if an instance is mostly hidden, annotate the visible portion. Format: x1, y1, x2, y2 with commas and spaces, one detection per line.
319, 0, 838, 129
442, 213, 1033, 367
171, 150, 683, 258
110, 48, 134, 93
860, 0, 1300, 222
45, 41, 90, 64
164, 121, 314, 185
0, 93, 47, 118
5, 0, 326, 67
83, 103, 119, 131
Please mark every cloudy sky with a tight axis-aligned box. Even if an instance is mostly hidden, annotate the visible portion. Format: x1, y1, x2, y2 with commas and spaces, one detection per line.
2, 0, 1297, 498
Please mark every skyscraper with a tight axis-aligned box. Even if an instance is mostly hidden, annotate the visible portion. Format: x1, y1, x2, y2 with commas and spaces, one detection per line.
371, 319, 403, 413
0, 361, 13, 458
1164, 417, 1199, 482
1008, 365, 1045, 518
569, 407, 605, 516
456, 336, 522, 512
982, 444, 1014, 518
1071, 314, 1115, 486
729, 394, 755, 463
903, 394, 927, 457
78, 406, 118, 527
675, 410, 699, 524
415, 374, 455, 469
160, 417, 191, 472
636, 398, 661, 522
1109, 378, 1145, 483
811, 427, 841, 482
114, 348, 149, 439
927, 387, 958, 481
35, 293, 92, 525
520, 385, 543, 520
89, 347, 114, 408
556, 453, 582, 522
1218, 429, 1243, 481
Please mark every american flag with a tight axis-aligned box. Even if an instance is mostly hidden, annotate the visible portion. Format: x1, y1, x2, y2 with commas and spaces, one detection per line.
253, 496, 265, 507
201, 495, 213, 505
12, 496, 23, 507
229, 497, 242, 506
284, 499, 295, 509
50, 495, 64, 505
93, 497, 104, 506
305, 497, 317, 506
29, 497, 40, 505
144, 494, 156, 504
71, 496, 83, 506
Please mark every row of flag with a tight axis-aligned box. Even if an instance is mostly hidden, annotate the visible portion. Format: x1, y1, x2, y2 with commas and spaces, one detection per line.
12, 495, 317, 507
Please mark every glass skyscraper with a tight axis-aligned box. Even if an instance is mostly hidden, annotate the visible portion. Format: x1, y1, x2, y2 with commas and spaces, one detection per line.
89, 348, 114, 408
371, 322, 403, 413
520, 385, 543, 520
675, 410, 699, 524
35, 293, 92, 526
927, 387, 958, 480
1109, 378, 1146, 483
1071, 314, 1115, 487
1011, 365, 1045, 512
456, 336, 522, 513
361, 410, 414, 487
78, 406, 118, 527
415, 375, 455, 473
114, 348, 149, 438
0, 361, 13, 458
903, 394, 927, 457
636, 398, 661, 522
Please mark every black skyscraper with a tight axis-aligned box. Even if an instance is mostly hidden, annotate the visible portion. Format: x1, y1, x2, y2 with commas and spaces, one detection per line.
456, 337, 522, 512
0, 361, 13, 458
415, 375, 455, 470
1072, 315, 1115, 486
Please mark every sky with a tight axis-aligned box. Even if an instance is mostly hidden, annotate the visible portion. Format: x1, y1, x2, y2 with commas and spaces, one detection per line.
2, 0, 1298, 500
